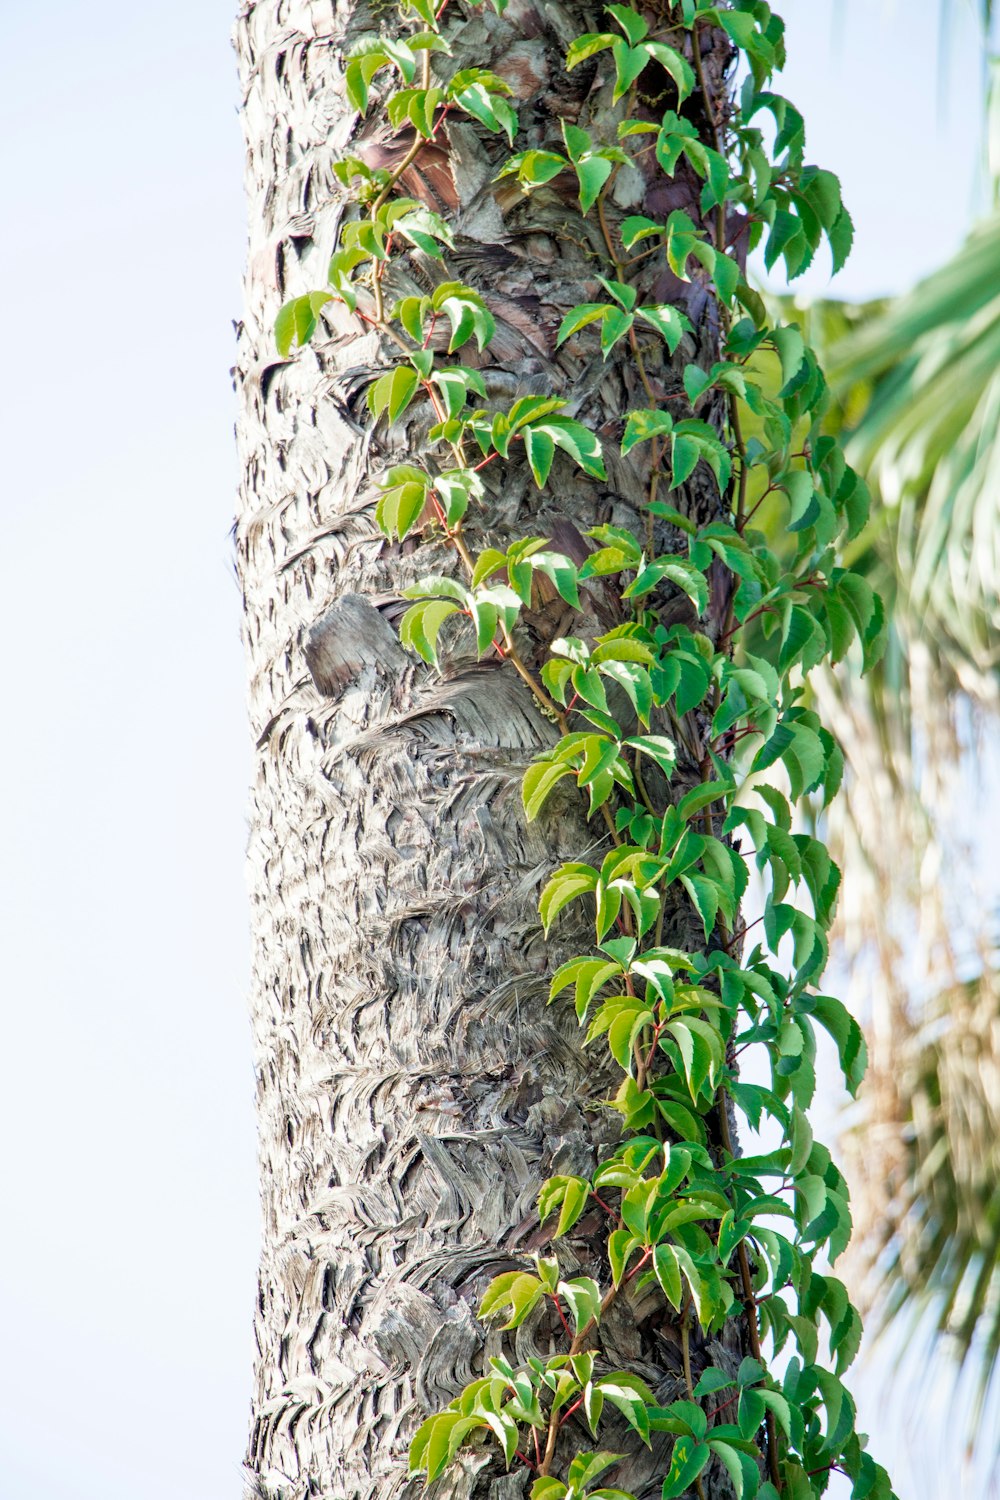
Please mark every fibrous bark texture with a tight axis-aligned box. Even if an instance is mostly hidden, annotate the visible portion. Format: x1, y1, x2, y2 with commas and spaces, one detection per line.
234, 4, 743, 1497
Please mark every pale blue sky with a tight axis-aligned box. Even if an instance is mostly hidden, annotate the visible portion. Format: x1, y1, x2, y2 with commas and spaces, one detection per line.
0, 3, 991, 1498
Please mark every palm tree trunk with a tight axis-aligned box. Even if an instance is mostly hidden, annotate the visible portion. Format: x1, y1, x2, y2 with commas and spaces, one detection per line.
234, 3, 745, 1496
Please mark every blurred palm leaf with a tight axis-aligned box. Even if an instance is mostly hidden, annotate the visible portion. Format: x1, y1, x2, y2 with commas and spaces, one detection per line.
782, 7, 1000, 1424
807, 205, 1000, 1429
832, 209, 1000, 678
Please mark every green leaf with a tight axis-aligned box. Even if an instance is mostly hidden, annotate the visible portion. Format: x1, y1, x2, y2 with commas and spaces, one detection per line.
737, 1386, 766, 1440
661, 1437, 710, 1499
558, 303, 610, 344
624, 557, 708, 613
479, 1405, 520, 1466
693, 1368, 734, 1396
534, 415, 607, 478
432, 365, 487, 419
568, 1453, 624, 1491
670, 422, 732, 492
679, 872, 719, 940
550, 954, 622, 1020
526, 549, 581, 607
597, 1377, 653, 1446
602, 306, 635, 356
577, 154, 615, 213
759, 1388, 795, 1442
643, 41, 695, 102
625, 735, 677, 777
344, 44, 394, 115
566, 32, 618, 69
409, 1409, 485, 1479
434, 467, 484, 526
607, 1227, 641, 1285
657, 1399, 707, 1442
400, 598, 459, 666
718, 1210, 749, 1262
594, 277, 635, 313
452, 76, 519, 142
636, 304, 689, 353
552, 1176, 591, 1235
368, 364, 420, 423
771, 325, 805, 389
387, 85, 446, 138
712, 251, 740, 303
392, 204, 455, 258
677, 780, 730, 823
708, 1439, 758, 1500
622, 409, 674, 454
653, 1243, 683, 1308
530, 1476, 569, 1500
828, 204, 855, 274
607, 3, 648, 46
482, 1270, 545, 1328
621, 215, 663, 248
524, 425, 556, 487
502, 148, 569, 188
375, 466, 430, 540
599, 660, 651, 727
611, 38, 650, 101
434, 282, 496, 351
782, 469, 815, 526
523, 758, 574, 821
810, 995, 868, 1096
559, 1276, 602, 1334
274, 291, 331, 356
540, 863, 599, 932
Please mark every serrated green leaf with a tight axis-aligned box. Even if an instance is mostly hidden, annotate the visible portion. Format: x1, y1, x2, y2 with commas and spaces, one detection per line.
607, 3, 648, 45
636, 303, 689, 353
566, 32, 618, 69
661, 1437, 710, 1499
653, 1243, 683, 1308
679, 872, 719, 940
559, 1276, 602, 1334
622, 409, 674, 454
577, 153, 615, 213
597, 1378, 653, 1446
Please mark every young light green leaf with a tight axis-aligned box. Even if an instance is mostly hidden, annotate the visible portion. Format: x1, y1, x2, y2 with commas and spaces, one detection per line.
274, 291, 331, 356
540, 863, 600, 932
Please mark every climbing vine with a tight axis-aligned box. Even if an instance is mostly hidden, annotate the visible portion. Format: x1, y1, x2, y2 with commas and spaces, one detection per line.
275, 1, 895, 1497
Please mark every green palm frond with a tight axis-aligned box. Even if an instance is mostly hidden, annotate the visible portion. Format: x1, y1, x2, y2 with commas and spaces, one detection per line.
810, 209, 1000, 1428
830, 211, 1000, 679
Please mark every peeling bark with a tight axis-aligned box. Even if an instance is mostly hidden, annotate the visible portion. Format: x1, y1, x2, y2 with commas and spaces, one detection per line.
235, 3, 747, 1496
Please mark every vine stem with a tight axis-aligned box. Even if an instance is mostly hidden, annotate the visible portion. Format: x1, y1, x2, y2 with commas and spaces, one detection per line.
553, 1295, 574, 1342
717, 1094, 783, 1492
370, 48, 434, 218
348, 43, 629, 855
411, 361, 626, 853
538, 1252, 652, 1476
591, 81, 672, 558
692, 17, 752, 626
681, 1303, 708, 1500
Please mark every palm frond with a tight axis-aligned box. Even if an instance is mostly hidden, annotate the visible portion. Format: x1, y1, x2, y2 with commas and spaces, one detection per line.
829, 211, 1000, 680
876, 965, 1000, 1420
810, 215, 1000, 1427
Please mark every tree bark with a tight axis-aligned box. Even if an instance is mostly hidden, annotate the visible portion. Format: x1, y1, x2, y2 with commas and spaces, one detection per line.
234, 3, 745, 1497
